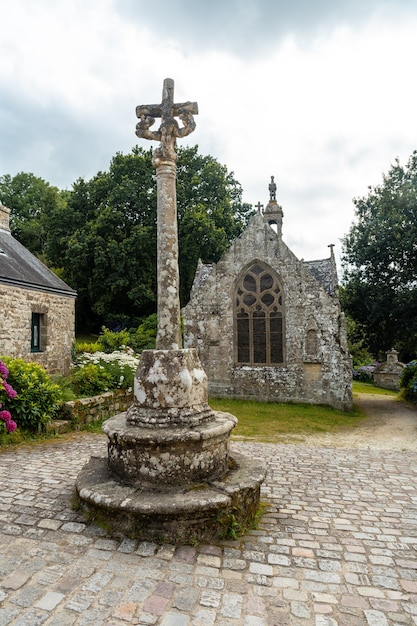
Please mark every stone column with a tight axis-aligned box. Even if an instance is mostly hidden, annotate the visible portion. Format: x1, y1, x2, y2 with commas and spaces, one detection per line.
154, 156, 182, 350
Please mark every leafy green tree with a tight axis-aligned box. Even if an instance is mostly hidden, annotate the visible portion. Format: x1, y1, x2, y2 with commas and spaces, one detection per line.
59, 147, 157, 329
176, 145, 253, 303
1, 146, 253, 332
60, 146, 252, 330
0, 172, 66, 257
341, 150, 417, 361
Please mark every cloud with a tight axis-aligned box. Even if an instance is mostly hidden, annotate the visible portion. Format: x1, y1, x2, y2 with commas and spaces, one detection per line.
117, 0, 415, 56
0, 0, 416, 265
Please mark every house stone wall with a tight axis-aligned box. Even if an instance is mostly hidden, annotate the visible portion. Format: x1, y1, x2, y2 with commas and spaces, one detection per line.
0, 283, 75, 375
183, 211, 352, 411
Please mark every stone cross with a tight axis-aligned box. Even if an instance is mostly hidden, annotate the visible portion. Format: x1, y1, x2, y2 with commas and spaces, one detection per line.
254, 201, 263, 213
135, 79, 198, 350
136, 78, 198, 162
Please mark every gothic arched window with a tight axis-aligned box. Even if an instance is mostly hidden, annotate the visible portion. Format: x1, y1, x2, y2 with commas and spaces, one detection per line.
235, 263, 284, 365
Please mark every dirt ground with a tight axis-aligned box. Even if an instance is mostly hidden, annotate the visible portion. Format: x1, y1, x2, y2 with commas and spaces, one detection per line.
287, 393, 417, 450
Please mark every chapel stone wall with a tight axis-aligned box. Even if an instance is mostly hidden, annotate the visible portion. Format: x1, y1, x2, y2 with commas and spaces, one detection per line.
0, 283, 75, 375
183, 212, 352, 411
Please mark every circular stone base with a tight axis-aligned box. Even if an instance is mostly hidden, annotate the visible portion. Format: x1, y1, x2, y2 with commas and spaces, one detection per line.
75, 452, 266, 544
103, 411, 237, 486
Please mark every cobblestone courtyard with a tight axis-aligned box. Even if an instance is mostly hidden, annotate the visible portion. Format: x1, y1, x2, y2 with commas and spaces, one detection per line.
1, 432, 417, 625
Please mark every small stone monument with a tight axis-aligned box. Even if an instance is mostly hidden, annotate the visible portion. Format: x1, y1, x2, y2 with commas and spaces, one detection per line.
373, 349, 405, 391
75, 79, 265, 543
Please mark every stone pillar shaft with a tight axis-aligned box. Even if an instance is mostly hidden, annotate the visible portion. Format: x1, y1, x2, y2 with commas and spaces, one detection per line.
155, 158, 182, 350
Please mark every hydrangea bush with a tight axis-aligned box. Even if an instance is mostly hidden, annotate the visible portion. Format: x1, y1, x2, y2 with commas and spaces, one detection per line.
0, 359, 18, 433
71, 349, 140, 396
352, 363, 379, 384
1, 357, 62, 431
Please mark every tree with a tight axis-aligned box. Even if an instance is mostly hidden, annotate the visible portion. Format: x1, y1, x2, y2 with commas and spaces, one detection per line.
0, 172, 65, 257
59, 147, 157, 330
53, 145, 253, 330
176, 145, 253, 303
341, 150, 417, 361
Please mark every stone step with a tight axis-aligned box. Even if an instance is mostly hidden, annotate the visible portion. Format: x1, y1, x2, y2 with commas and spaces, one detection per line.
75, 451, 266, 544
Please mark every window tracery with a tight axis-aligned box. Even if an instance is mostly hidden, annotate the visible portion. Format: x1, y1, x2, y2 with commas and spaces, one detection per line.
235, 263, 284, 365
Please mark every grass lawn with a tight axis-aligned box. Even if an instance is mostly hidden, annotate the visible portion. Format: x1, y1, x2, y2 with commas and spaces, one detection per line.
352, 381, 398, 396
209, 397, 364, 442
209, 382, 400, 443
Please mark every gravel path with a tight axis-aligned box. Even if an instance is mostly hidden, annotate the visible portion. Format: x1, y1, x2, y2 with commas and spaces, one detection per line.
298, 393, 417, 451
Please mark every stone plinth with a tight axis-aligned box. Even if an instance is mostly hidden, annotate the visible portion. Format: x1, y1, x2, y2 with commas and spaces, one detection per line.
75, 450, 265, 544
104, 410, 236, 486
75, 347, 266, 543
126, 349, 215, 426
373, 349, 405, 391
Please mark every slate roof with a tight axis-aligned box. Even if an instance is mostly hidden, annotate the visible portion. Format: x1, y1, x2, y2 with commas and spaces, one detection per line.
0, 228, 76, 298
303, 258, 338, 297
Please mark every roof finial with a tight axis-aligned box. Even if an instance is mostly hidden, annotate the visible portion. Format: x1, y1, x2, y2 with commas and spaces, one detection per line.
269, 176, 277, 201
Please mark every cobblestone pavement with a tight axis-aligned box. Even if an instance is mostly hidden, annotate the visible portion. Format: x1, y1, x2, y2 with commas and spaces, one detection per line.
1, 434, 417, 625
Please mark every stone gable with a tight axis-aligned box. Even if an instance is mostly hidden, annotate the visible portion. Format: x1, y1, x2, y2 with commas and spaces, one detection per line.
183, 187, 352, 411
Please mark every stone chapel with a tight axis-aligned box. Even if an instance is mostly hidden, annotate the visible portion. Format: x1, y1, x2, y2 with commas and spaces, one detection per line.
183, 178, 352, 411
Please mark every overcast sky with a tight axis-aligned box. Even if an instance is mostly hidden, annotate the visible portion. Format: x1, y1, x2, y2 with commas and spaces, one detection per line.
1, 0, 416, 267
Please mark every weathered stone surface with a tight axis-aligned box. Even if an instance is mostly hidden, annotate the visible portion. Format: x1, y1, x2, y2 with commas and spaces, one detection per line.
75, 451, 266, 544
76, 78, 265, 544
135, 78, 198, 350
0, 283, 75, 375
183, 184, 352, 411
126, 349, 214, 427
104, 411, 236, 486
373, 349, 404, 391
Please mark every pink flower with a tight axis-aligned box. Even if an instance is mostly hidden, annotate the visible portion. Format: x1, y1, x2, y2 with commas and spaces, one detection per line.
0, 410, 11, 421
3, 382, 17, 399
0, 361, 8, 379
5, 420, 17, 433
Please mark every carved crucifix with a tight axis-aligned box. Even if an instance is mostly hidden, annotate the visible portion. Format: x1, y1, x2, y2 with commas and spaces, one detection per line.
136, 78, 198, 162
135, 79, 198, 350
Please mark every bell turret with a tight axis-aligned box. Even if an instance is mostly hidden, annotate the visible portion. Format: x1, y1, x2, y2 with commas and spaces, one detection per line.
263, 176, 283, 237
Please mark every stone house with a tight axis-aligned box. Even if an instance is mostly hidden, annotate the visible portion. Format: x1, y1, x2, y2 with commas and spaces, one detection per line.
183, 179, 352, 410
0, 203, 76, 375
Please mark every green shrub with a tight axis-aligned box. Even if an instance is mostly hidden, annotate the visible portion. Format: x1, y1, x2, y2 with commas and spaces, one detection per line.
75, 341, 101, 355
1, 358, 63, 431
97, 327, 131, 353
69, 363, 114, 396
400, 360, 417, 402
70, 348, 139, 396
129, 314, 157, 352
352, 363, 378, 383
94, 315, 157, 355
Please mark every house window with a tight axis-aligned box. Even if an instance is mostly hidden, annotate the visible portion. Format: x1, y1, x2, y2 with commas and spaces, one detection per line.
31, 313, 42, 352
235, 263, 284, 365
